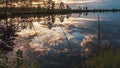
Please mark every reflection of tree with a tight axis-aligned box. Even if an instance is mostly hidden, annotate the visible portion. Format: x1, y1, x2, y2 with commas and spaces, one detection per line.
79, 13, 82, 17
0, 19, 19, 51
67, 14, 71, 19
39, 14, 71, 29
47, 15, 55, 29
59, 15, 64, 23
0, 16, 44, 52
0, 14, 72, 49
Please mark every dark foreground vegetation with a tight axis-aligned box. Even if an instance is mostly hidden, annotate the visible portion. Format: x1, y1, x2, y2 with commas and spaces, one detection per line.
0, 45, 120, 68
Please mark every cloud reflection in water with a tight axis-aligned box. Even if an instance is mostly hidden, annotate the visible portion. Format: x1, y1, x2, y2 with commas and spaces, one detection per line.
0, 14, 100, 64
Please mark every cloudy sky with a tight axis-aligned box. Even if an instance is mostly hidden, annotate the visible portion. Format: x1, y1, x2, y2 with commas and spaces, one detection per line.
52, 0, 120, 9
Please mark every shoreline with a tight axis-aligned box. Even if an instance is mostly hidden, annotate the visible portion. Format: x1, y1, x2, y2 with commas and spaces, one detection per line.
0, 8, 120, 16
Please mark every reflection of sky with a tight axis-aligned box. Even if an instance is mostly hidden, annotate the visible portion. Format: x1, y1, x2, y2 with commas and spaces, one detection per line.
8, 14, 98, 60
4, 12, 120, 66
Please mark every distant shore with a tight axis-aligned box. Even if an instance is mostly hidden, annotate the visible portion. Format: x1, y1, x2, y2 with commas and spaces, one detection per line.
0, 7, 120, 16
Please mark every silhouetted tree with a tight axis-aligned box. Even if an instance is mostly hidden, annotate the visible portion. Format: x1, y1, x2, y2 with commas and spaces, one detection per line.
51, 1, 55, 10
85, 6, 88, 10
6, 0, 8, 7
66, 5, 71, 10
47, 0, 53, 10
29, 0, 32, 7
37, 3, 41, 12
78, 6, 82, 10
60, 2, 64, 10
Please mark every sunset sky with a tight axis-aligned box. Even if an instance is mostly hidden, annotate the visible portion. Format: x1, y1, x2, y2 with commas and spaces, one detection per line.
51, 0, 120, 9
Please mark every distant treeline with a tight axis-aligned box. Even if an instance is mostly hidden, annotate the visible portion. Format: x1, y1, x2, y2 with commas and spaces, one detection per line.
0, 7, 120, 15
0, 0, 118, 12
0, 0, 120, 15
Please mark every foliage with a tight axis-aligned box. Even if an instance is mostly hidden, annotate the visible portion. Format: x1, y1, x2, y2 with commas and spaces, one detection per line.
87, 46, 120, 68
0, 45, 120, 68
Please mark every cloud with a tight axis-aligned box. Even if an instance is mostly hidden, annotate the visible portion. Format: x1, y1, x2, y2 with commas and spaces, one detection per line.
53, 0, 102, 4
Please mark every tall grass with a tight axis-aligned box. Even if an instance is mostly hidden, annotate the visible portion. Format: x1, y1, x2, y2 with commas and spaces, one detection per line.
70, 45, 120, 68
0, 45, 120, 68
0, 50, 41, 68
86, 46, 120, 68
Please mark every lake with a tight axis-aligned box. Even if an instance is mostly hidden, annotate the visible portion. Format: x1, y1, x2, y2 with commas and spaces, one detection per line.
0, 12, 120, 68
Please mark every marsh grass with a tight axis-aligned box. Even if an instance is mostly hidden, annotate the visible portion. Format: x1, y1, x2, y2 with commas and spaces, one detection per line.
0, 45, 120, 68
0, 50, 41, 68
85, 45, 120, 68
69, 45, 120, 68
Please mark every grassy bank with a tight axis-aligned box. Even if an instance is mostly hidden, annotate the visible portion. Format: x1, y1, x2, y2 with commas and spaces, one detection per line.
86, 46, 120, 68
0, 45, 120, 68
96, 50, 120, 68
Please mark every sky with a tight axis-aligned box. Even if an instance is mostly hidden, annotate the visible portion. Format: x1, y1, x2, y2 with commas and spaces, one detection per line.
52, 0, 120, 9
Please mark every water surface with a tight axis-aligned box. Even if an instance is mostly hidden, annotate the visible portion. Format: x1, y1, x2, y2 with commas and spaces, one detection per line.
0, 12, 120, 68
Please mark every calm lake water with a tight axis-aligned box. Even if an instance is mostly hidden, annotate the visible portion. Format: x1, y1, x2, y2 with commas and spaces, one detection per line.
0, 12, 120, 67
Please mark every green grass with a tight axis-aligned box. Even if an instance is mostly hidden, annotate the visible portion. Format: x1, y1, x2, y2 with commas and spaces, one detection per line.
87, 46, 120, 68
0, 45, 120, 68
69, 45, 120, 68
